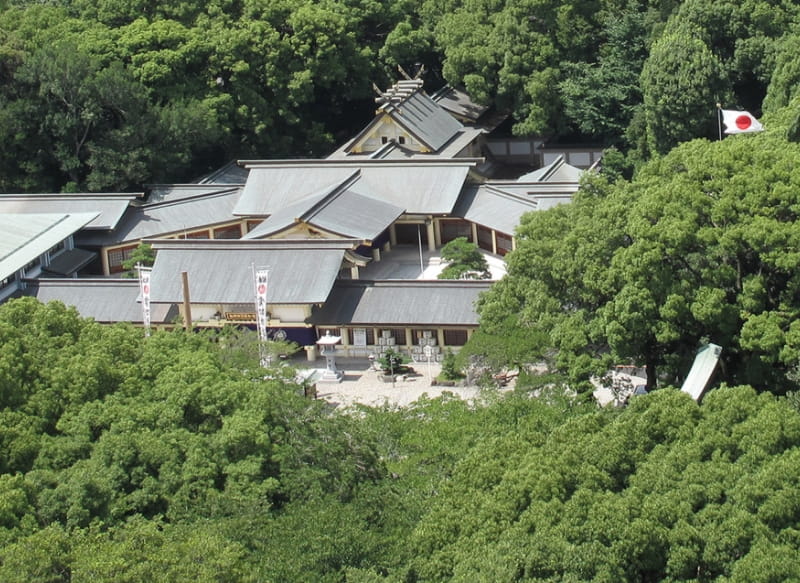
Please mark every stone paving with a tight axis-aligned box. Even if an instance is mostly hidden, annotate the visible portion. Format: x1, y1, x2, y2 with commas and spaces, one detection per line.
299, 356, 483, 409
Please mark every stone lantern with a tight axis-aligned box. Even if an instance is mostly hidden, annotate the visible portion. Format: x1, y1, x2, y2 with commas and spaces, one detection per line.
316, 331, 343, 383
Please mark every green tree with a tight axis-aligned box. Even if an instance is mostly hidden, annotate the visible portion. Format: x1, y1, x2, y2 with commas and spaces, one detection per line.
479, 128, 800, 392
438, 237, 490, 280
640, 25, 730, 155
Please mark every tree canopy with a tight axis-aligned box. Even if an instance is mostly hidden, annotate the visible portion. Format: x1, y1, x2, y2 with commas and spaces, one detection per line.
2, 0, 800, 190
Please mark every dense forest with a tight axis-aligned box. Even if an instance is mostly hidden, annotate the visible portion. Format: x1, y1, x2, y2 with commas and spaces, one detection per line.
2, 0, 800, 192
5, 0, 800, 580
3, 298, 800, 582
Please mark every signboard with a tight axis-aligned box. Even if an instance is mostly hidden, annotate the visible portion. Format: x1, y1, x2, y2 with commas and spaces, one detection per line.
352, 328, 367, 346
255, 269, 268, 343
137, 266, 152, 336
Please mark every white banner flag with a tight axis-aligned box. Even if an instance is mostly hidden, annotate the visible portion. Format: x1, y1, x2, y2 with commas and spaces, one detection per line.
255, 269, 269, 343
138, 266, 152, 336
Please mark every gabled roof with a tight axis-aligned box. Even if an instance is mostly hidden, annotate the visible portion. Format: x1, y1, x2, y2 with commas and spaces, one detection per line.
309, 280, 491, 326
453, 182, 577, 235
517, 155, 585, 182
339, 80, 464, 155
143, 184, 238, 204
236, 166, 358, 217
0, 193, 136, 230
77, 187, 242, 246
236, 160, 477, 217
147, 239, 361, 305
430, 85, 489, 124
0, 213, 98, 281
24, 278, 176, 324
243, 173, 404, 241
194, 160, 249, 184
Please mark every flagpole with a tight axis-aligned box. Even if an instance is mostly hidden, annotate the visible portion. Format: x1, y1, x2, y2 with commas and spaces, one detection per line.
716, 103, 722, 141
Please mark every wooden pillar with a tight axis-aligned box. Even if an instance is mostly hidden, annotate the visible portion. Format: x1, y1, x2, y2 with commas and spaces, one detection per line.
101, 249, 110, 276
491, 230, 498, 255
404, 328, 413, 349
434, 220, 442, 247
437, 328, 446, 348
426, 221, 436, 251
389, 224, 397, 247
181, 271, 192, 330
350, 265, 360, 279
470, 223, 478, 245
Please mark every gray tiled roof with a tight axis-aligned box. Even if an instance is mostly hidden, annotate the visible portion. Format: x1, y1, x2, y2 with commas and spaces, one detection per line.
0, 193, 136, 230
148, 239, 361, 304
243, 177, 404, 241
309, 280, 491, 326
77, 187, 242, 246
236, 160, 475, 217
25, 278, 175, 323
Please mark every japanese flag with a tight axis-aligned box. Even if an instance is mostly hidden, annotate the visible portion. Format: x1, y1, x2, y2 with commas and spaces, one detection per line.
721, 109, 764, 134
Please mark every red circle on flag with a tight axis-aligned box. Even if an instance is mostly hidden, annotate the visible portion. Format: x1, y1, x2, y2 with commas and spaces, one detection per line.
143, 285, 149, 294
735, 115, 752, 130
257, 284, 266, 294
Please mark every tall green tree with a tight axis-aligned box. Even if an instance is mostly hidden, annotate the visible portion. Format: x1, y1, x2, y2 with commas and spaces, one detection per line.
640, 25, 730, 155
480, 128, 800, 392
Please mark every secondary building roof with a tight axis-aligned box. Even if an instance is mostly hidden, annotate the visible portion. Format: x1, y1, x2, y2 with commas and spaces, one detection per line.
243, 174, 404, 241
0, 213, 98, 281
77, 187, 242, 246
147, 239, 361, 305
430, 85, 489, 124
24, 278, 176, 324
516, 156, 585, 182
309, 280, 491, 327
0, 193, 136, 230
236, 160, 477, 217
453, 182, 576, 234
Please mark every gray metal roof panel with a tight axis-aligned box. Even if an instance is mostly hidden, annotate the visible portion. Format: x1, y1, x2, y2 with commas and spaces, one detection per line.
243, 185, 339, 239
194, 160, 249, 184
384, 91, 464, 151
245, 184, 404, 241
148, 240, 359, 304
309, 190, 404, 240
0, 194, 135, 229
517, 157, 584, 182
144, 184, 238, 204
0, 213, 98, 281
236, 161, 474, 216
79, 187, 242, 246
453, 184, 574, 234
353, 164, 471, 214
42, 248, 97, 276
26, 278, 174, 323
430, 85, 489, 122
310, 280, 490, 326
235, 166, 357, 216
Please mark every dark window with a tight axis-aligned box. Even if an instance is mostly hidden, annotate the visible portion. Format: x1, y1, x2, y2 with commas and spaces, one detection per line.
443, 329, 468, 346
440, 219, 472, 244
213, 224, 241, 239
398, 136, 406, 144
107, 244, 138, 273
477, 225, 494, 251
496, 232, 513, 256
